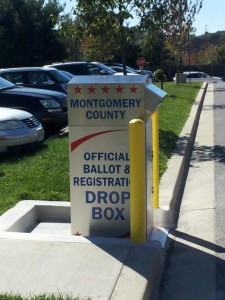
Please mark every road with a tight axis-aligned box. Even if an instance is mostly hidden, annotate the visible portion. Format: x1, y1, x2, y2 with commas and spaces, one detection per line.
158, 82, 225, 300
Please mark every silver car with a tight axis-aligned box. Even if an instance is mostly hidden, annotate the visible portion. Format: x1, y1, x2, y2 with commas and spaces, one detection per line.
0, 107, 44, 152
173, 71, 223, 83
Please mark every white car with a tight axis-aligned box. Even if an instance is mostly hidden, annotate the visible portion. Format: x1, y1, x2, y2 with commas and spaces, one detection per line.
173, 71, 223, 83
0, 107, 44, 152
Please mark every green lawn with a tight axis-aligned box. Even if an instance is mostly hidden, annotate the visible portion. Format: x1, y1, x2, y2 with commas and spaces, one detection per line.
158, 82, 202, 175
0, 82, 202, 216
0, 136, 70, 215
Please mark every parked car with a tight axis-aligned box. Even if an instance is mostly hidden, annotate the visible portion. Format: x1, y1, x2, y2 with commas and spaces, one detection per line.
59, 70, 74, 79
44, 61, 117, 76
0, 76, 67, 132
173, 71, 223, 83
103, 63, 154, 78
105, 64, 139, 74
0, 107, 44, 153
0, 67, 70, 93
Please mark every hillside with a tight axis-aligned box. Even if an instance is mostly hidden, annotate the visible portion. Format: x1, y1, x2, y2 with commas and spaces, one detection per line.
192, 31, 225, 51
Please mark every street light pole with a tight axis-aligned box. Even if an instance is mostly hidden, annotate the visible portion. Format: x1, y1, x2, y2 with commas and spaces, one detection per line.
188, 30, 191, 84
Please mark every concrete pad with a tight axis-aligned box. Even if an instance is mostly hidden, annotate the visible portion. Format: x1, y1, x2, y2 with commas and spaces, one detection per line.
111, 243, 164, 300
0, 239, 128, 298
0, 237, 163, 299
0, 200, 164, 299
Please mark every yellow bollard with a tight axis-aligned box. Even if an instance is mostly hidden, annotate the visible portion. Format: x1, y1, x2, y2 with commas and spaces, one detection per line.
152, 110, 159, 208
129, 119, 146, 243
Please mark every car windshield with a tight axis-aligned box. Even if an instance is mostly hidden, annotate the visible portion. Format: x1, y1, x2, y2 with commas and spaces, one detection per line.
110, 66, 137, 73
126, 66, 138, 73
0, 76, 15, 90
92, 62, 117, 74
47, 69, 70, 83
60, 70, 74, 79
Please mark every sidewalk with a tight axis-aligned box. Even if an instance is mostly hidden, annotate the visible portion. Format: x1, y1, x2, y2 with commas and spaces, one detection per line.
0, 83, 208, 300
158, 83, 216, 299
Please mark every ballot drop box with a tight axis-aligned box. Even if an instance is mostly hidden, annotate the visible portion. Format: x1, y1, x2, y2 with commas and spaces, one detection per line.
67, 75, 166, 237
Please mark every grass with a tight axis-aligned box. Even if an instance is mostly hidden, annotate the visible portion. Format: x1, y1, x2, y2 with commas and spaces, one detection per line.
0, 136, 70, 215
0, 82, 202, 216
158, 82, 202, 175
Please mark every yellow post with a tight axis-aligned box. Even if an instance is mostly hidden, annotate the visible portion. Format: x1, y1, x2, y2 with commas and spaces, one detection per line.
152, 110, 159, 208
129, 119, 146, 243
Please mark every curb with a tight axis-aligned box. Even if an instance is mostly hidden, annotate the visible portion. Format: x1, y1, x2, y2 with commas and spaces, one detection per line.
154, 82, 208, 229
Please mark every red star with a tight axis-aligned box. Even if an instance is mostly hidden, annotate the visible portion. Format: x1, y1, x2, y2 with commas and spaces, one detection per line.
116, 85, 123, 93
102, 85, 110, 93
74, 86, 82, 94
130, 85, 138, 93
74, 231, 81, 236
88, 86, 96, 94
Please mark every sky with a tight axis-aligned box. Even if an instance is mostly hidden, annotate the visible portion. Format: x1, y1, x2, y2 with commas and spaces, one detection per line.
62, 0, 225, 37
193, 0, 225, 35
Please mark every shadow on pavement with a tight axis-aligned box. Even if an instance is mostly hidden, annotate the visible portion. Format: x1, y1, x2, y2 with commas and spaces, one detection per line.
158, 230, 225, 300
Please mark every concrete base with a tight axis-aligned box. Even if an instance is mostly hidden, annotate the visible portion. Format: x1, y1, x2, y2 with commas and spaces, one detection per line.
0, 200, 164, 300
0, 200, 72, 240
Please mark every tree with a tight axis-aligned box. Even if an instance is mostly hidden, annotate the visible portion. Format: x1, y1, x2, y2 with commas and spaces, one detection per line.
69, 0, 203, 75
196, 43, 225, 64
0, 0, 66, 67
74, 0, 152, 74
154, 68, 167, 89
57, 13, 84, 61
136, 25, 174, 70
211, 44, 225, 64
140, 0, 203, 72
166, 0, 202, 72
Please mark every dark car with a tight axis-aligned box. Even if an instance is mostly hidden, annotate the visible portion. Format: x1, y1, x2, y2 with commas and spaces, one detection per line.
59, 70, 74, 79
0, 67, 70, 94
44, 61, 117, 76
103, 63, 154, 78
0, 76, 67, 132
105, 65, 139, 74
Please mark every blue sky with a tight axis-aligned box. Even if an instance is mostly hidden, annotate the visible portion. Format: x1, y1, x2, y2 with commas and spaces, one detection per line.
62, 0, 225, 36
193, 0, 225, 35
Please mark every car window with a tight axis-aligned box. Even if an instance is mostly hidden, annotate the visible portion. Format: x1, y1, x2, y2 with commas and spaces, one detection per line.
201, 73, 208, 78
1, 72, 24, 84
47, 69, 70, 83
0, 76, 15, 89
92, 62, 116, 74
60, 70, 74, 79
87, 65, 102, 75
109, 66, 121, 72
26, 71, 49, 84
56, 64, 89, 75
186, 73, 198, 78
